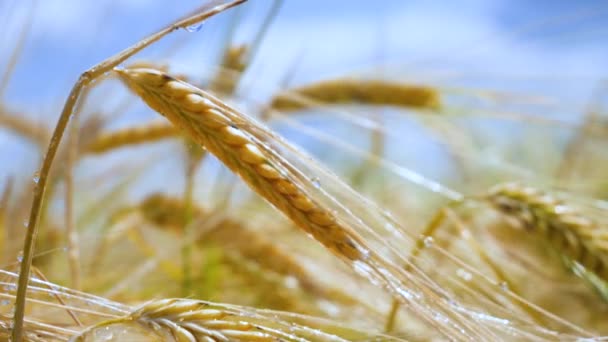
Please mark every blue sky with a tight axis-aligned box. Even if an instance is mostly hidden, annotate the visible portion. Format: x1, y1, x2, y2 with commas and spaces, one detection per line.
3, 0, 607, 105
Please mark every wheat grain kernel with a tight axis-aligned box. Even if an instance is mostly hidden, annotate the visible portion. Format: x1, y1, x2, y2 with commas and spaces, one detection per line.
165, 79, 197, 98
172, 325, 196, 342
308, 211, 334, 226
289, 194, 315, 212
126, 67, 167, 87
219, 125, 249, 145
200, 108, 228, 129
183, 93, 213, 112
255, 163, 281, 180
274, 179, 299, 195
239, 144, 266, 164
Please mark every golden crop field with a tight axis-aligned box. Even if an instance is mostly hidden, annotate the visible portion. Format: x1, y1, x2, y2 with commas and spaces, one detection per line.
1, 0, 607, 340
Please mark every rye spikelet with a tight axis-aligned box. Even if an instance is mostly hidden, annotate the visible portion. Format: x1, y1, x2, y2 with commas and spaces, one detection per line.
486, 182, 608, 281
269, 78, 441, 112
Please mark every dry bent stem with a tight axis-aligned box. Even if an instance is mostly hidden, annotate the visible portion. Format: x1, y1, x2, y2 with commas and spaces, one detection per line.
11, 1, 246, 341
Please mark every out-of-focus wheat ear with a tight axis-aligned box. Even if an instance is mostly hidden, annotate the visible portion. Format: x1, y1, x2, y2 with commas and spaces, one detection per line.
136, 192, 361, 307
0, 110, 50, 148
139, 193, 204, 232
269, 78, 441, 113
84, 122, 179, 154
12, 2, 247, 340
208, 45, 249, 95
486, 182, 608, 283
266, 78, 437, 182
206, 218, 330, 297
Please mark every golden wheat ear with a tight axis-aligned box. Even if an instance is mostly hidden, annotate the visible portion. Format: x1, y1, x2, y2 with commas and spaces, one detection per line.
114, 67, 368, 262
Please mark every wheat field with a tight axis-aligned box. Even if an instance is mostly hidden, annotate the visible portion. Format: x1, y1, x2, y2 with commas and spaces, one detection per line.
1, 0, 608, 341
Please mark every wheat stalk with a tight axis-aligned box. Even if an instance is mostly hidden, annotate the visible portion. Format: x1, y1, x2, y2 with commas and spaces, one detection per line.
269, 78, 441, 113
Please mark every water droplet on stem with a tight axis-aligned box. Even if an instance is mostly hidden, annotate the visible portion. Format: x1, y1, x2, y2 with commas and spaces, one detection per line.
499, 281, 509, 291
423, 236, 434, 247
184, 23, 203, 32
